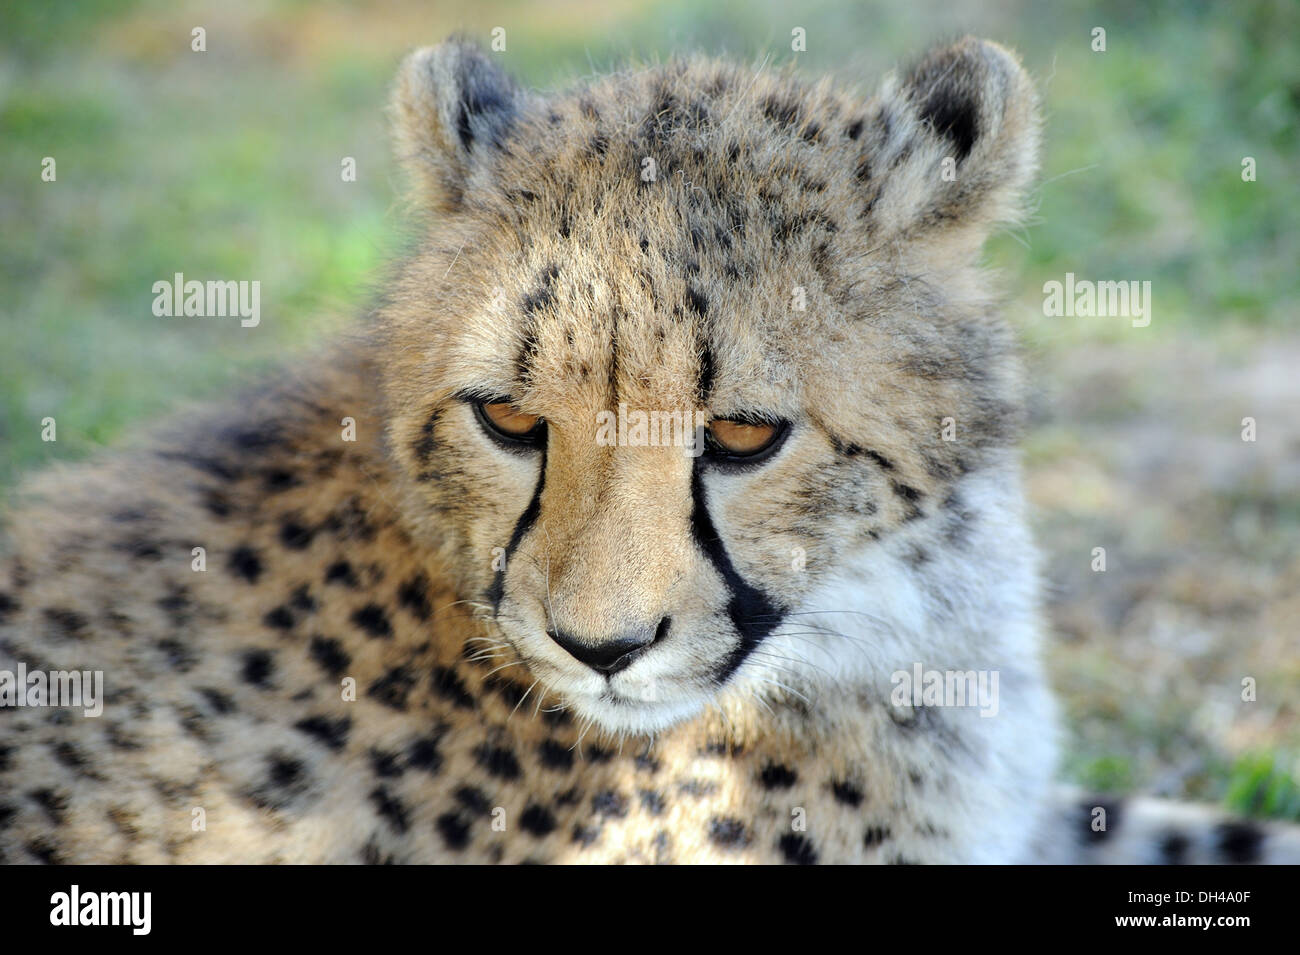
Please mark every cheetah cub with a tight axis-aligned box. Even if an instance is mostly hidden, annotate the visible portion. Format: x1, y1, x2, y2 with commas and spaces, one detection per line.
1, 37, 1294, 864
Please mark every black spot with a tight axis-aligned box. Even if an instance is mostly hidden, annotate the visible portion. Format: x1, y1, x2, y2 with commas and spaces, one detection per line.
252, 753, 307, 810
635, 753, 660, 774
430, 666, 475, 708
521, 264, 560, 314
367, 666, 416, 711
294, 714, 351, 751
697, 344, 715, 404
105, 723, 143, 750
1216, 821, 1263, 863
831, 780, 864, 807
520, 804, 558, 836
279, 519, 315, 551
370, 749, 404, 778
325, 560, 359, 588
308, 636, 350, 677
761, 92, 802, 128
685, 285, 709, 317
228, 546, 263, 583
199, 687, 236, 714
29, 787, 69, 825
759, 764, 797, 789
1159, 830, 1190, 864
157, 637, 199, 672
455, 786, 492, 815
406, 735, 443, 774
202, 490, 232, 518
263, 605, 295, 631
289, 585, 316, 612
360, 839, 395, 865
475, 743, 522, 780
262, 468, 300, 493
891, 480, 923, 502
640, 789, 667, 815
779, 833, 818, 865
241, 649, 275, 688
115, 536, 163, 560
53, 741, 95, 776
484, 674, 527, 707
42, 607, 88, 640
846, 117, 865, 139
0, 591, 17, 622
412, 408, 441, 466
397, 573, 432, 621
708, 816, 751, 848
538, 739, 575, 771
863, 825, 892, 847
369, 786, 409, 834
436, 812, 471, 849
351, 603, 392, 639
26, 838, 61, 864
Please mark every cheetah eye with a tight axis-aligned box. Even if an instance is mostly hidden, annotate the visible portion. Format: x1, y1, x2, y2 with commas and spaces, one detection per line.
472, 399, 546, 448
705, 418, 788, 462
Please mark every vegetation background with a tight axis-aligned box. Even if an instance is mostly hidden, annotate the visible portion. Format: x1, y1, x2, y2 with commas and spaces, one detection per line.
2, 0, 1297, 820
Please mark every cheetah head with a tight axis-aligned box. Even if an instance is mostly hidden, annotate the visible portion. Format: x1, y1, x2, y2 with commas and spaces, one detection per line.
378, 36, 1040, 736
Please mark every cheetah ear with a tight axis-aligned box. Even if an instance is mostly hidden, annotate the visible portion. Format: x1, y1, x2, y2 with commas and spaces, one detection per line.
390, 37, 523, 211
862, 37, 1039, 252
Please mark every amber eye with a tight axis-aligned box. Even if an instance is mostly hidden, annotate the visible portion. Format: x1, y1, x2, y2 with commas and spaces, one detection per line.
706, 418, 785, 459
473, 399, 545, 447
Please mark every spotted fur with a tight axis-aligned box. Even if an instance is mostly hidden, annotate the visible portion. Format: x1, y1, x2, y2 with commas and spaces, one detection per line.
0, 37, 1292, 864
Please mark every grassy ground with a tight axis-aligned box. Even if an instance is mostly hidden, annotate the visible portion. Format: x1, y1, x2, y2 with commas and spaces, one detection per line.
2, 0, 1297, 818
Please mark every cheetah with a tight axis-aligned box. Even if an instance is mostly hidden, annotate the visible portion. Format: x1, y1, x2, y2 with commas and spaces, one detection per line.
1, 36, 1296, 865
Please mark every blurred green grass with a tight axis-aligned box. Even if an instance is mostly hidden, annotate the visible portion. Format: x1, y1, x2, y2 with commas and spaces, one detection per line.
1, 0, 1297, 818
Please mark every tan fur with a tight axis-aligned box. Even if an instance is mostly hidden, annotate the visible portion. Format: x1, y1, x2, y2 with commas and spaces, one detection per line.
2, 37, 1285, 864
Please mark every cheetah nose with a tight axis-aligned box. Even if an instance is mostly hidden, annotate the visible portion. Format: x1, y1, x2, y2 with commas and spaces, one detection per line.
547, 618, 669, 675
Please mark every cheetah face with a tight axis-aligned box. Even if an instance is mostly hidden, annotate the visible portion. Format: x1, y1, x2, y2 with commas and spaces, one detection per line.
380, 38, 1039, 735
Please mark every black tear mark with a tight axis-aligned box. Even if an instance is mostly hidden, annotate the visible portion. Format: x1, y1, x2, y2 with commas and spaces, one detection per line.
690, 467, 786, 685
486, 447, 547, 613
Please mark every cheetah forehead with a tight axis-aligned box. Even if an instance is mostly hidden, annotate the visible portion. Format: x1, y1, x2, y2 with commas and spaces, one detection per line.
385, 37, 1039, 438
